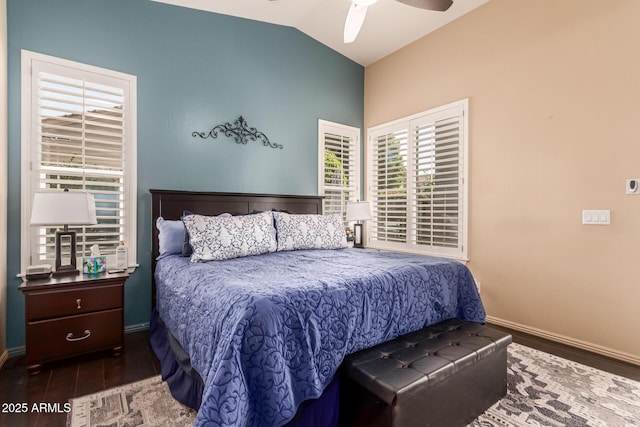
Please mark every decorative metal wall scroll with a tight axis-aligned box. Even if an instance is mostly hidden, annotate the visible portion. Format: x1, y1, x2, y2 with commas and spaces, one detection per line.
192, 116, 283, 150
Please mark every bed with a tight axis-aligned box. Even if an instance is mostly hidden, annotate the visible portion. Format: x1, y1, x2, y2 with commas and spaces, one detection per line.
149, 189, 486, 427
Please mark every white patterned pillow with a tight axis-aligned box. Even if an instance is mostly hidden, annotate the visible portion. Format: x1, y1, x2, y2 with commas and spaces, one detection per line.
182, 212, 277, 261
273, 212, 347, 251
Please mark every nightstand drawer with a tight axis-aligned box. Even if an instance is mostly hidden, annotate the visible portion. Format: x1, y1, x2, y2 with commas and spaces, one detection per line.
25, 309, 123, 365
26, 283, 123, 321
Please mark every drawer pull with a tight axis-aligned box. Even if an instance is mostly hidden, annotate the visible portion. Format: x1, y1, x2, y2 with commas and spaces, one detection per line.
66, 330, 91, 342
76, 299, 81, 310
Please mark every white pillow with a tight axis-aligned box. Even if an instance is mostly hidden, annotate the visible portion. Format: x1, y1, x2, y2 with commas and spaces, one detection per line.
273, 212, 347, 251
182, 212, 277, 261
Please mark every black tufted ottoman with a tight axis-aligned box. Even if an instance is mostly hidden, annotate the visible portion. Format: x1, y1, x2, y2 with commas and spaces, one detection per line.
340, 318, 512, 427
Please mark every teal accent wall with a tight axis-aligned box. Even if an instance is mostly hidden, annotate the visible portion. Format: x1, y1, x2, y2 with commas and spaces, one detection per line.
6, 0, 364, 348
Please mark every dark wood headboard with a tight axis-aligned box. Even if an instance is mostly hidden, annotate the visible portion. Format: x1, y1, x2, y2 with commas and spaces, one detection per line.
150, 190, 323, 305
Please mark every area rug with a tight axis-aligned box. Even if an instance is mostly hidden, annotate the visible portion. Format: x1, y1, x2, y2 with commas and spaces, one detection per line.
470, 343, 640, 427
68, 343, 640, 427
67, 375, 196, 427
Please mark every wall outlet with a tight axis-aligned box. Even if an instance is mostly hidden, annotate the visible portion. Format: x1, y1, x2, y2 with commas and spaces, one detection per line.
626, 179, 640, 195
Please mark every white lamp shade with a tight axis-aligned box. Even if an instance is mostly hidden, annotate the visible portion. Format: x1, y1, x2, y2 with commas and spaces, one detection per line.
346, 201, 372, 221
30, 191, 98, 226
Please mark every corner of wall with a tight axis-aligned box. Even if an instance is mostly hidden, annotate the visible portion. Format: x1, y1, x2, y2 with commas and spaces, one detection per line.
1, 0, 8, 356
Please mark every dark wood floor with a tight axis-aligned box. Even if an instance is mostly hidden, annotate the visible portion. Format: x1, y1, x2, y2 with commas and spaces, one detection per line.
489, 324, 640, 382
1, 326, 639, 427
0, 331, 160, 427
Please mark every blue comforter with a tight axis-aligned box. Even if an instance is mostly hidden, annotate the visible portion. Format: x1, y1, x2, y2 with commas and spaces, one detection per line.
155, 248, 485, 427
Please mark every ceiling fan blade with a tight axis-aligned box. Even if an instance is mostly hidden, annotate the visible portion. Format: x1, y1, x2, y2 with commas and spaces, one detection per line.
344, 2, 369, 44
395, 0, 453, 11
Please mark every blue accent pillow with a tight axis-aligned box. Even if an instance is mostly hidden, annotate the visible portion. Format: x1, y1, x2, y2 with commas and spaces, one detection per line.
156, 217, 185, 259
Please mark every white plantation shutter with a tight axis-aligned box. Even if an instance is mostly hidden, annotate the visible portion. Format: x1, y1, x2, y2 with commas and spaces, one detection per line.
412, 111, 462, 250
318, 120, 360, 221
21, 51, 137, 271
369, 126, 408, 244
367, 100, 468, 259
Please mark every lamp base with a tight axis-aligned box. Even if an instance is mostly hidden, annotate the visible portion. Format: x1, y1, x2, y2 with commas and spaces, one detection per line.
53, 265, 79, 277
55, 229, 79, 276
353, 223, 364, 248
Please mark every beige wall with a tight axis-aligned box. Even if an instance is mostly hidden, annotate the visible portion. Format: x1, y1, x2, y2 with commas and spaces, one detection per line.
365, 0, 640, 363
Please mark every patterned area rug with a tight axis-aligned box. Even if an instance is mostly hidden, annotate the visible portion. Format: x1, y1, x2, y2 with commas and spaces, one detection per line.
471, 343, 640, 427
67, 343, 640, 427
67, 375, 196, 427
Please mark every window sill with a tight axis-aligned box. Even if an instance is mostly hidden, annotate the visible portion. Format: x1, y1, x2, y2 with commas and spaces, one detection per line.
17, 262, 139, 279
365, 244, 469, 264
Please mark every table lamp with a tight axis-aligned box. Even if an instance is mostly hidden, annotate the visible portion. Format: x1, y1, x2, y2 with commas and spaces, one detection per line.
30, 189, 98, 276
346, 201, 372, 248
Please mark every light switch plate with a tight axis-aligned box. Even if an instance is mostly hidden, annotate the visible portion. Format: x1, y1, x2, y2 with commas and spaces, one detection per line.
582, 210, 610, 225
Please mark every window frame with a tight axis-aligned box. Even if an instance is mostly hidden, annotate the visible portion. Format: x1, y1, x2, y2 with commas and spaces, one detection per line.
318, 119, 361, 221
366, 99, 468, 260
20, 50, 137, 274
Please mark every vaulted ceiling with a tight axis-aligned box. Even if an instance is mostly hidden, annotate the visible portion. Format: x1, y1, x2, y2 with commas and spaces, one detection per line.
151, 0, 490, 66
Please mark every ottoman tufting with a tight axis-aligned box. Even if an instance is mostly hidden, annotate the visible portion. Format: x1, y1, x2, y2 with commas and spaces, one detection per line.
340, 318, 512, 427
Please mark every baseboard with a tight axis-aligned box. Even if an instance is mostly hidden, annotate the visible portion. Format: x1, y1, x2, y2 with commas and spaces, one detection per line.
125, 322, 149, 333
487, 315, 640, 367
0, 349, 8, 370
8, 345, 25, 358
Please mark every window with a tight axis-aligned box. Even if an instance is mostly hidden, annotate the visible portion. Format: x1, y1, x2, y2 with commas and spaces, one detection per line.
20, 50, 137, 272
367, 99, 468, 259
318, 120, 360, 220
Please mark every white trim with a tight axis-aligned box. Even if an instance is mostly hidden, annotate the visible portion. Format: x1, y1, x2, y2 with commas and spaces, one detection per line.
368, 99, 468, 134
487, 315, 640, 367
318, 119, 361, 215
460, 99, 469, 261
20, 51, 31, 275
367, 245, 469, 263
318, 119, 361, 195
20, 50, 137, 275
366, 99, 468, 259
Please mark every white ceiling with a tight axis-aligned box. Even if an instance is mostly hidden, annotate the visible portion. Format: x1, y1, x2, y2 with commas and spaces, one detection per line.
151, 0, 490, 66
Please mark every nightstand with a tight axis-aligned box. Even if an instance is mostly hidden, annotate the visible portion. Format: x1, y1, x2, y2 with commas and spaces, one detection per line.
18, 271, 127, 375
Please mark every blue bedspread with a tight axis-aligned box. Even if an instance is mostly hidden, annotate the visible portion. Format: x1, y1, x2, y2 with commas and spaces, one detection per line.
155, 248, 485, 427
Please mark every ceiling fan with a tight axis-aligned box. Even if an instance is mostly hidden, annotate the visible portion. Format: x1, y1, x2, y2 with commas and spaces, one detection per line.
343, 0, 453, 43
